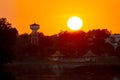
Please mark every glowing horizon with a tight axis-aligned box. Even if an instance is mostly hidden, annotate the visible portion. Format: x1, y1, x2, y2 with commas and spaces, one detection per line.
0, 0, 120, 35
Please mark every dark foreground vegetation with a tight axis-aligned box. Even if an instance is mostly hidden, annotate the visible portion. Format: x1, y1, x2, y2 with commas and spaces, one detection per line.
14, 24, 120, 60
0, 18, 120, 80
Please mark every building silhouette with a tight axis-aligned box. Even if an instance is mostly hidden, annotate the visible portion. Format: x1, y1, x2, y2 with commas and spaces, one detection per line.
30, 23, 40, 45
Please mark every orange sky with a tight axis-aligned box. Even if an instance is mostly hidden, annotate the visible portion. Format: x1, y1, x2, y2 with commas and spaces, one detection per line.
0, 0, 120, 35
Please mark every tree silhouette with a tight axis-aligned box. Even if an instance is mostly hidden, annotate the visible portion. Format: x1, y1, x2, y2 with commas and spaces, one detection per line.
0, 18, 18, 64
87, 29, 111, 56
115, 45, 120, 57
13, 33, 31, 61
14, 28, 114, 59
0, 18, 18, 80
57, 31, 88, 57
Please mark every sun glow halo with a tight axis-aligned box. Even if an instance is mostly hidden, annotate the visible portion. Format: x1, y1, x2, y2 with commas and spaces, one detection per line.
67, 16, 83, 31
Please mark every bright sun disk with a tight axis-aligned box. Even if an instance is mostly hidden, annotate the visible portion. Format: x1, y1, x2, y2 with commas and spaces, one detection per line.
67, 16, 83, 31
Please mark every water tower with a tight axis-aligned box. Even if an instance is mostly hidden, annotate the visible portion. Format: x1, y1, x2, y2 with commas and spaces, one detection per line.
30, 23, 40, 45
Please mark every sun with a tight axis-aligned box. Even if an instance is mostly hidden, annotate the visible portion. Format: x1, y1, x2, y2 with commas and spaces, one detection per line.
67, 16, 83, 31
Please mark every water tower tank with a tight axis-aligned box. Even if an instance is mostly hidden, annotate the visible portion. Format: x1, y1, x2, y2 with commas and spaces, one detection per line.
30, 23, 40, 45
30, 23, 40, 31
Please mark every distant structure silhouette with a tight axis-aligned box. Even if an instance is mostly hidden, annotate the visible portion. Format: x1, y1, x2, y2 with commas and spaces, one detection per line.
106, 34, 120, 49
30, 23, 40, 45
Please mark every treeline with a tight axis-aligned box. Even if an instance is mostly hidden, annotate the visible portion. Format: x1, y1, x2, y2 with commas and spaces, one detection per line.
0, 18, 18, 80
0, 18, 18, 64
0, 18, 120, 63
14, 28, 120, 60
